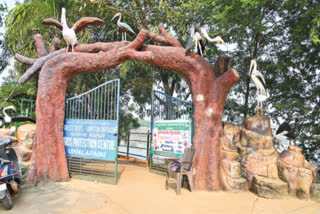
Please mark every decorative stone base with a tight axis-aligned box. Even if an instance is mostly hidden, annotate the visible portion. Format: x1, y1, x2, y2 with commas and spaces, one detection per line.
252, 176, 288, 198
220, 115, 317, 200
224, 176, 248, 191
310, 183, 320, 200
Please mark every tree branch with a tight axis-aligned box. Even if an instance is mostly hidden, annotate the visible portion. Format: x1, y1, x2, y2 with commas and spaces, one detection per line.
49, 37, 62, 53
34, 34, 48, 57
16, 26, 184, 85
126, 30, 149, 50
14, 53, 35, 65
216, 68, 240, 92
213, 55, 230, 77
18, 49, 65, 85
149, 25, 183, 48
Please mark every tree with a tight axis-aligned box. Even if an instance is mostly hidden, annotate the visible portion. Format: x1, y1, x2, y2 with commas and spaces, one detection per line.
16, 26, 238, 190
173, 0, 320, 167
0, 2, 9, 73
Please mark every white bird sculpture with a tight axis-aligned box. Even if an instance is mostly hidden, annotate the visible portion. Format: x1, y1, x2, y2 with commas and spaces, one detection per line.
111, 12, 136, 41
185, 25, 228, 57
256, 91, 269, 115
42, 8, 104, 52
249, 59, 267, 115
0, 105, 36, 128
0, 106, 15, 127
274, 122, 296, 151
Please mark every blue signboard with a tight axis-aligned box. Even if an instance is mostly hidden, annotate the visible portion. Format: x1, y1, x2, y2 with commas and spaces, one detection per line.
63, 119, 118, 161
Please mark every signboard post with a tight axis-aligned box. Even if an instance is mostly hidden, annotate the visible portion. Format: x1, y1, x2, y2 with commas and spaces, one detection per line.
63, 119, 118, 161
151, 120, 193, 158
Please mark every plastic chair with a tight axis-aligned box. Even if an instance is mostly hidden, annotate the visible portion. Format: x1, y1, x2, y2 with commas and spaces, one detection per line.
166, 148, 196, 195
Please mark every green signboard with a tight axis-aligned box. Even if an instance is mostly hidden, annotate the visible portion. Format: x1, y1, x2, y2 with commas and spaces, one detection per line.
151, 120, 193, 158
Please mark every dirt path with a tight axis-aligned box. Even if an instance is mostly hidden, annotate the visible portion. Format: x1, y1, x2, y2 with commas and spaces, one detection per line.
1, 161, 319, 214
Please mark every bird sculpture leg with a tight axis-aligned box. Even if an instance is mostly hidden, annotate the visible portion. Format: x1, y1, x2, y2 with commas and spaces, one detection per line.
72, 45, 74, 53
125, 32, 127, 41
198, 41, 203, 56
66, 45, 69, 53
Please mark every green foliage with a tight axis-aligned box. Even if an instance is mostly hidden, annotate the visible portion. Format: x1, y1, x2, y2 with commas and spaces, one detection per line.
0, 2, 9, 73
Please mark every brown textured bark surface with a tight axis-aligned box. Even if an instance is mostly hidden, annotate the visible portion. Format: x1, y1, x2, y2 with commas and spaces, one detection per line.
16, 26, 239, 188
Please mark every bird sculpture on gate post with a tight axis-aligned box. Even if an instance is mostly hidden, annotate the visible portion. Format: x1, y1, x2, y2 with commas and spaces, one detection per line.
42, 8, 105, 52
0, 105, 36, 128
249, 59, 268, 115
111, 12, 136, 41
185, 25, 228, 57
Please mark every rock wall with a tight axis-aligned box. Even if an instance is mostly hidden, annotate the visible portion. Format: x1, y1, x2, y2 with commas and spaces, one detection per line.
220, 115, 318, 199
278, 145, 317, 198
220, 123, 248, 191
11, 124, 36, 167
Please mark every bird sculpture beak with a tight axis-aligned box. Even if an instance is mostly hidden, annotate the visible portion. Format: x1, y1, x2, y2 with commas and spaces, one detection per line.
249, 60, 255, 75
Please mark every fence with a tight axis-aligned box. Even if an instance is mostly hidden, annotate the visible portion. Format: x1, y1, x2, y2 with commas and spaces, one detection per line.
150, 90, 194, 175
118, 130, 151, 161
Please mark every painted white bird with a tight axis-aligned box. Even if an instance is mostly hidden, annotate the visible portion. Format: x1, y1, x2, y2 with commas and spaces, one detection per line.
0, 106, 15, 127
111, 12, 136, 41
249, 59, 267, 115
185, 25, 227, 57
256, 91, 269, 115
274, 122, 296, 151
42, 8, 104, 52
275, 122, 296, 141
0, 105, 36, 128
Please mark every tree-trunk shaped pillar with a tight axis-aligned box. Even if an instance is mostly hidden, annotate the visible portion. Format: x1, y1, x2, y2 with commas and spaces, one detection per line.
15, 25, 239, 190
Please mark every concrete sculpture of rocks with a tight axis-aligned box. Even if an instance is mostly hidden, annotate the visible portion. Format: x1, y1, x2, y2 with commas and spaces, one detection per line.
220, 115, 317, 199
12, 124, 36, 167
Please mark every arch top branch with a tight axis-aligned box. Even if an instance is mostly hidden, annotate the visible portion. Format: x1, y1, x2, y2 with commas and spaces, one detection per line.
14, 25, 180, 85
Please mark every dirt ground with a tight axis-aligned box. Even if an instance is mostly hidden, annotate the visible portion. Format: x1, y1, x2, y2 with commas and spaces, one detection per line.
1, 160, 319, 214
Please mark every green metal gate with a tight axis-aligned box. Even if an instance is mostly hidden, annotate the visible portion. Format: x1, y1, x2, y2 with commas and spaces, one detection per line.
64, 79, 120, 183
150, 90, 194, 174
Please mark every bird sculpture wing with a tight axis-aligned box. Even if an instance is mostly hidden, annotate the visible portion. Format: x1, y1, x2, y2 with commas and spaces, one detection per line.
11, 117, 36, 124
254, 70, 266, 85
198, 38, 206, 56
276, 122, 292, 135
42, 18, 63, 30
276, 122, 296, 139
194, 25, 206, 56
72, 17, 105, 34
120, 22, 136, 35
255, 75, 266, 92
185, 26, 196, 55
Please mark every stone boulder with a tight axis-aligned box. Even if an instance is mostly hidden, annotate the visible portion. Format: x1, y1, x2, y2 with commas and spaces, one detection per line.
252, 175, 288, 198
220, 123, 248, 191
217, 115, 317, 200
0, 127, 15, 136
278, 145, 317, 198
11, 124, 36, 167
241, 151, 279, 182
239, 116, 279, 183
310, 183, 320, 200
0, 127, 18, 141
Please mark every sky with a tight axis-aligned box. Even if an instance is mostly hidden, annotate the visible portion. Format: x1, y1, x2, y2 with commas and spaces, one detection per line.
0, 0, 23, 85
